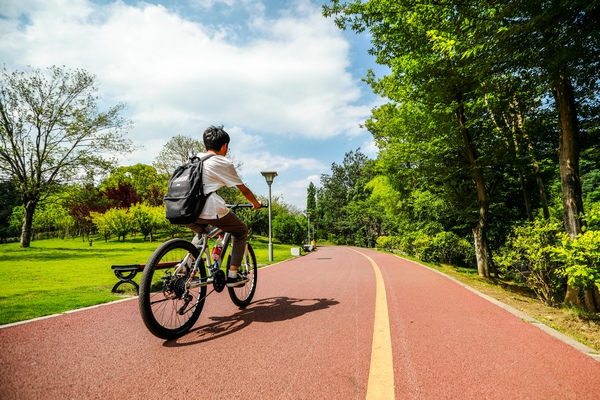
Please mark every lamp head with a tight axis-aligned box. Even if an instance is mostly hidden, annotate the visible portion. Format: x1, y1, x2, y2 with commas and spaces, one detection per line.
261, 171, 278, 184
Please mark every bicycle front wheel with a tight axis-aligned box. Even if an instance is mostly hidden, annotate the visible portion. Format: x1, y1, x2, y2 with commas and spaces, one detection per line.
139, 238, 207, 339
227, 243, 257, 308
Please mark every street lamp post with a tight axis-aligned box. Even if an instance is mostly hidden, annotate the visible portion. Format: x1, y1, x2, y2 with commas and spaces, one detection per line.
306, 211, 311, 245
261, 171, 278, 262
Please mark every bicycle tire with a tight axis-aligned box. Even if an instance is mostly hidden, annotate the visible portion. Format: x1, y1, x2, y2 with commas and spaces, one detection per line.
227, 243, 257, 308
138, 238, 207, 339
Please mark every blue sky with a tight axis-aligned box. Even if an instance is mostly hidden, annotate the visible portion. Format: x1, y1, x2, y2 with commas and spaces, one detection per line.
0, 0, 386, 210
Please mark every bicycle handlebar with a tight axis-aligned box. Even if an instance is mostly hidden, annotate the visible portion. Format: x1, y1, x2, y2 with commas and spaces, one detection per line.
226, 201, 268, 210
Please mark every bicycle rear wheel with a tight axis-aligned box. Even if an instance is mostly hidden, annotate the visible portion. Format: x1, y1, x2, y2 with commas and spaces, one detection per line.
139, 238, 207, 339
227, 243, 257, 308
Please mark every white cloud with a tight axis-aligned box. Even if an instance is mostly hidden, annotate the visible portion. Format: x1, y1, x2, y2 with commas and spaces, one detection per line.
361, 138, 379, 158
1, 0, 367, 141
0, 0, 378, 209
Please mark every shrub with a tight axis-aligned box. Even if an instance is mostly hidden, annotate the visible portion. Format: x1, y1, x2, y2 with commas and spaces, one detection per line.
554, 230, 600, 292
495, 219, 563, 305
376, 235, 402, 252
130, 203, 163, 242
93, 208, 132, 242
90, 212, 112, 242
273, 213, 305, 245
433, 231, 474, 266
412, 233, 436, 262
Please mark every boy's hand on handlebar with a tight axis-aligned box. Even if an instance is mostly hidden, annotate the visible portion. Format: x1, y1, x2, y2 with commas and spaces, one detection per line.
253, 201, 262, 210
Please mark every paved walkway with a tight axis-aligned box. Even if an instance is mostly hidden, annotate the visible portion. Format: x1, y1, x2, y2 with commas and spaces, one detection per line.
1, 246, 599, 399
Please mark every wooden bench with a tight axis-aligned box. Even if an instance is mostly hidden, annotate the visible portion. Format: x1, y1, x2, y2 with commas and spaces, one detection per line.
110, 261, 179, 294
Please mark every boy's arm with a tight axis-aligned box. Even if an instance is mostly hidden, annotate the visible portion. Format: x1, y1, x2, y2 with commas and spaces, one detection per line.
237, 184, 262, 210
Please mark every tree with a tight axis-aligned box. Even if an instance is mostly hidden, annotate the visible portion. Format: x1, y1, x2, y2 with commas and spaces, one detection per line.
0, 179, 20, 240
484, 0, 600, 306
307, 182, 317, 214
317, 150, 376, 245
152, 134, 205, 176
273, 212, 305, 245
90, 211, 112, 242
324, 1, 503, 276
324, 0, 600, 277
104, 182, 141, 209
492, 0, 600, 239
64, 184, 111, 239
103, 208, 132, 242
102, 164, 165, 205
307, 182, 317, 239
30, 195, 75, 239
0, 66, 132, 247
130, 203, 163, 242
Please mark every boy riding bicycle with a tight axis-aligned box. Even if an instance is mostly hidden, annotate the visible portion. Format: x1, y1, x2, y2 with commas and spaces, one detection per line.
185, 125, 262, 287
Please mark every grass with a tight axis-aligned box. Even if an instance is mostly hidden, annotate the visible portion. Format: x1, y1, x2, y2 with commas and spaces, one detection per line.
0, 235, 296, 325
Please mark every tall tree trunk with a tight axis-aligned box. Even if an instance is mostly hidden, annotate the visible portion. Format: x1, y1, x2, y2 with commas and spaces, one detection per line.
456, 101, 493, 278
20, 200, 37, 248
517, 168, 534, 222
552, 73, 583, 238
551, 72, 588, 308
522, 127, 550, 220
531, 157, 550, 219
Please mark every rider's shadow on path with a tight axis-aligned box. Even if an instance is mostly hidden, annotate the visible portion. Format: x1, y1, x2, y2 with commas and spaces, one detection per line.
163, 296, 339, 347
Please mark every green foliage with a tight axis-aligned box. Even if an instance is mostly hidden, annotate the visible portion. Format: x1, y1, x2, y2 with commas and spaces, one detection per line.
102, 208, 132, 242
163, 220, 185, 239
377, 231, 473, 267
273, 213, 305, 245
495, 219, 564, 304
102, 164, 165, 206
0, 180, 20, 240
32, 199, 75, 239
376, 235, 400, 251
152, 134, 205, 176
129, 203, 164, 242
555, 231, 600, 292
583, 202, 600, 231
307, 182, 317, 214
316, 150, 380, 246
0, 65, 132, 247
90, 211, 112, 242
64, 184, 111, 238
410, 231, 473, 266
8, 206, 23, 233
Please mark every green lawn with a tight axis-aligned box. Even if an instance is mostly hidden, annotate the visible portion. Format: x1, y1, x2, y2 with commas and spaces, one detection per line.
0, 235, 296, 325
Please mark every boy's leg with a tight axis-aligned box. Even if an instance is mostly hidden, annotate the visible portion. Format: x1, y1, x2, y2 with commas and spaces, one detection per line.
185, 212, 248, 273
211, 212, 248, 271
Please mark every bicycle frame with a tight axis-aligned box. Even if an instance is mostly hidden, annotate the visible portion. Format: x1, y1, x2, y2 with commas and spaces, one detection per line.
179, 204, 255, 291
138, 203, 260, 339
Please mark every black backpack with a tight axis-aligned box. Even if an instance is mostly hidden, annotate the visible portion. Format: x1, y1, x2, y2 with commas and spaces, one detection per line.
164, 154, 215, 225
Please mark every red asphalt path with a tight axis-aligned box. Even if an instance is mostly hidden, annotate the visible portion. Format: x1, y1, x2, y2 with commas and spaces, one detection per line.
1, 246, 599, 399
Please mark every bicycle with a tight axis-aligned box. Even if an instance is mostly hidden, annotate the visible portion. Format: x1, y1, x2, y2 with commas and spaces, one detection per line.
138, 203, 263, 339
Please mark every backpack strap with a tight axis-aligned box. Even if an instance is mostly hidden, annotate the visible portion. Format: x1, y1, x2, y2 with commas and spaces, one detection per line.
189, 153, 216, 163
199, 153, 216, 197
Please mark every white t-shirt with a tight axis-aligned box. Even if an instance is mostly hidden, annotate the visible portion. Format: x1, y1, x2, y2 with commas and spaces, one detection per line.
198, 153, 243, 219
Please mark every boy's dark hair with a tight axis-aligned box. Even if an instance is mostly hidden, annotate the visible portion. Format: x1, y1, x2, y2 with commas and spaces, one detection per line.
203, 125, 230, 151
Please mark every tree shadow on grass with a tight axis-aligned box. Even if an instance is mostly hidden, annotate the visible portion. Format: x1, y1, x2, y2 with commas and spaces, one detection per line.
163, 296, 339, 347
0, 246, 155, 262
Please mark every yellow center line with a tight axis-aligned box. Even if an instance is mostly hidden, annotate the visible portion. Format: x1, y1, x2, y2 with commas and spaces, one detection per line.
353, 249, 395, 399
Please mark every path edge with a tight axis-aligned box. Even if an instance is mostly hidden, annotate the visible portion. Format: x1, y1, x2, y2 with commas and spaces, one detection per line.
389, 252, 600, 363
